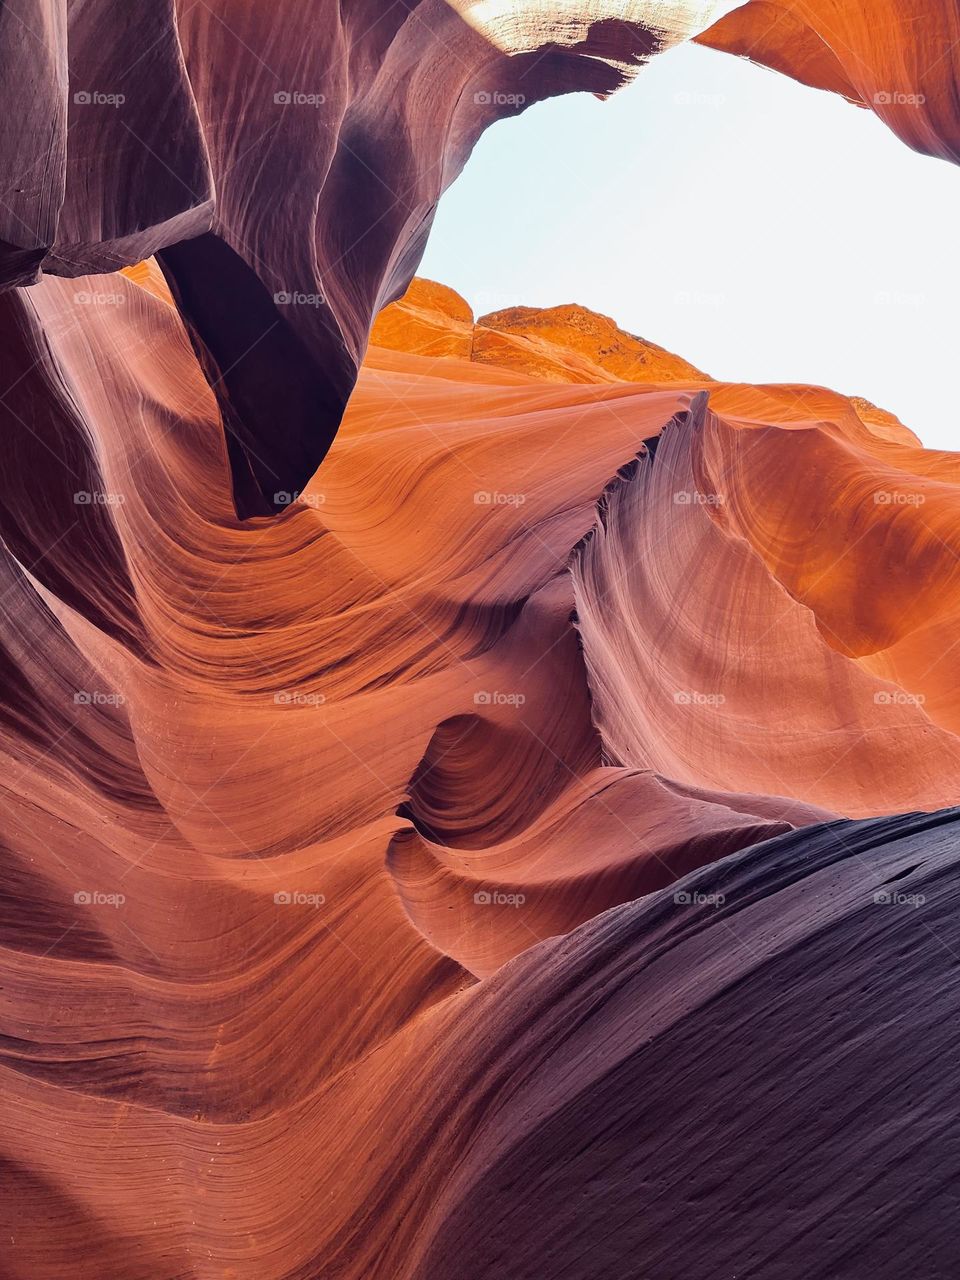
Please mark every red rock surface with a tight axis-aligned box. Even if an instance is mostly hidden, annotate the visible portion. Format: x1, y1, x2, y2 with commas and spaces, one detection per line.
2, 0, 726, 514
5, 0, 955, 513
0, 259, 958, 1276
2, 6, 960, 1276
698, 0, 960, 163
478, 301, 712, 381
370, 279, 712, 382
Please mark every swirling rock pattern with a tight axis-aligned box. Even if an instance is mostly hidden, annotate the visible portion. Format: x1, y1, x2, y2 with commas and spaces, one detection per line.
4, 0, 957, 511
573, 390, 960, 816
0, 0, 734, 513
2, 2, 960, 1272
0, 265, 959, 1277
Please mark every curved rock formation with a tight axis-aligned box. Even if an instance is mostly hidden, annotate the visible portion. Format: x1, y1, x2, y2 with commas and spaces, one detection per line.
573, 391, 960, 816
1, 260, 959, 1276
1, 0, 734, 514
4, 0, 956, 515
698, 0, 960, 163
475, 301, 712, 382
3, 0, 960, 1267
370, 278, 713, 381
400, 806, 960, 1280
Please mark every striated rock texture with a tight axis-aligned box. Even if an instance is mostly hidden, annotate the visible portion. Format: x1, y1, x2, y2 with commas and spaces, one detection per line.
573, 390, 960, 816
0, 0, 739, 515
3, 0, 957, 514
0, 262, 959, 1277
698, 0, 960, 163
475, 301, 712, 382
3, 3, 960, 1273
369, 277, 712, 382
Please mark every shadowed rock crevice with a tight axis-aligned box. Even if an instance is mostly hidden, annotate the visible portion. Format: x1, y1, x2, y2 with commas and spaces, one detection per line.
0, 2, 959, 1272
158, 235, 355, 517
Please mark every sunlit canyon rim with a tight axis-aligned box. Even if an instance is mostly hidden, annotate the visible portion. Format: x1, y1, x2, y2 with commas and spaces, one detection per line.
1, 2, 960, 1277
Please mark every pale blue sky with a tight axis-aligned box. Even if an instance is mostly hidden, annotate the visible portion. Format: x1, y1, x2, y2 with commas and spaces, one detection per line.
421, 42, 959, 451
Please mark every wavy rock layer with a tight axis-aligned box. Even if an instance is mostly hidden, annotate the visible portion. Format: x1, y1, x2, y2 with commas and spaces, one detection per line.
0, 268, 959, 1277
4, 1, 957, 512
698, 0, 960, 163
574, 391, 960, 816
0, 0, 730, 514
403, 806, 960, 1280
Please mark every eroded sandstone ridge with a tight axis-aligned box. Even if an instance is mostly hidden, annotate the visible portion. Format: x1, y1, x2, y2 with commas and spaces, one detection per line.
3, 0, 957, 512
2, 3, 960, 1276
0, 264, 959, 1277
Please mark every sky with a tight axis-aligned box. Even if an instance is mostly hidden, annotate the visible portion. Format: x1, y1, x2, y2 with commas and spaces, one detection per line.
419, 42, 960, 452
